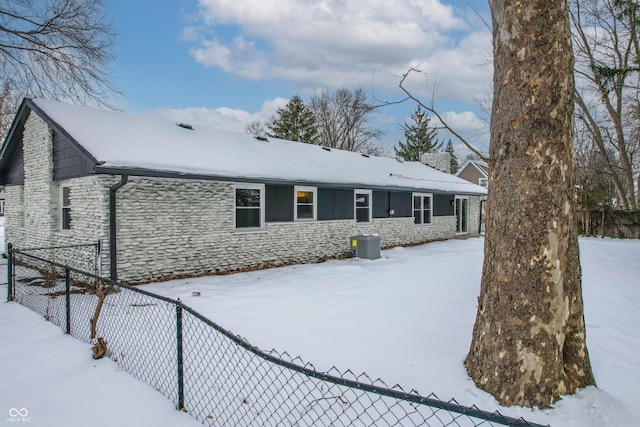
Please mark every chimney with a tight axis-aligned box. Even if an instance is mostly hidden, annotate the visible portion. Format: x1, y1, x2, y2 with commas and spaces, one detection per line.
420, 152, 451, 174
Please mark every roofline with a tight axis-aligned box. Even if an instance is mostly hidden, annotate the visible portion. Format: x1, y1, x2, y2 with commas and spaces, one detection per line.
0, 98, 30, 166
26, 98, 99, 165
0, 98, 100, 177
94, 166, 487, 196
455, 159, 489, 179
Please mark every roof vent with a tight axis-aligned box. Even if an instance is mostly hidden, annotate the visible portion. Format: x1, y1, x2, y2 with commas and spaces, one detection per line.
361, 154, 370, 158
322, 147, 331, 152
254, 136, 268, 141
177, 123, 193, 130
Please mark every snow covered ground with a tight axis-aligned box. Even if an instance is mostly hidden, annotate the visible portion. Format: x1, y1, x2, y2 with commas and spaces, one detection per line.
1, 232, 639, 426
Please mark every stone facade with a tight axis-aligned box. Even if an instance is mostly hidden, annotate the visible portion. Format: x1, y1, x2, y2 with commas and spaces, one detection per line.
5, 112, 111, 274
467, 195, 482, 236
113, 177, 479, 283
5, 111, 483, 284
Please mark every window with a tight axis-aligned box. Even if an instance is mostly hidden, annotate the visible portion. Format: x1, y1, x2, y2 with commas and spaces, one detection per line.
413, 193, 432, 225
61, 186, 71, 230
478, 178, 488, 188
235, 184, 264, 229
294, 186, 317, 221
355, 189, 372, 223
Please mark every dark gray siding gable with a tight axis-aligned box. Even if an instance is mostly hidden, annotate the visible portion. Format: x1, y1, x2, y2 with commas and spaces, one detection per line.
53, 132, 96, 181
2, 141, 25, 185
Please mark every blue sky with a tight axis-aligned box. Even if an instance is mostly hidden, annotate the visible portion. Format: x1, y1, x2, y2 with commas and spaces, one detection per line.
106, 0, 492, 155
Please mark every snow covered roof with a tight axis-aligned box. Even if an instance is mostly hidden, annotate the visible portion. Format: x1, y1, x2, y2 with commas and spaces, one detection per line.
24, 99, 487, 195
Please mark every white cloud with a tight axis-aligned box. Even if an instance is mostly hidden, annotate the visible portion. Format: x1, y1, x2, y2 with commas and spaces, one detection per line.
430, 110, 489, 148
148, 97, 288, 133
187, 0, 491, 101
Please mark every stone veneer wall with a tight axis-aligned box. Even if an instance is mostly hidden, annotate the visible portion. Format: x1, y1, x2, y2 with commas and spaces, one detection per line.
6, 112, 56, 253
114, 176, 480, 283
4, 112, 111, 275
468, 195, 483, 236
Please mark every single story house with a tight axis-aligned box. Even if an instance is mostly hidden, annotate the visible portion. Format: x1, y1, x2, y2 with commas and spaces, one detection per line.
0, 98, 487, 284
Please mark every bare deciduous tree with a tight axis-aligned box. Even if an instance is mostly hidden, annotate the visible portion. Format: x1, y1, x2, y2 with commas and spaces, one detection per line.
574, 121, 618, 235
0, 0, 119, 140
570, 0, 640, 210
0, 78, 21, 141
465, 0, 596, 408
309, 88, 384, 155
244, 119, 267, 137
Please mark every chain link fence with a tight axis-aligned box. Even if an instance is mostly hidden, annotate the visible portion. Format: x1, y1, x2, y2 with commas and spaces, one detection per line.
6, 246, 547, 427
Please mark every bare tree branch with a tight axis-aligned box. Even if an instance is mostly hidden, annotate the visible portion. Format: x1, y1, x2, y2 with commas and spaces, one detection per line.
394, 67, 489, 162
0, 0, 121, 141
570, 0, 639, 209
310, 88, 385, 155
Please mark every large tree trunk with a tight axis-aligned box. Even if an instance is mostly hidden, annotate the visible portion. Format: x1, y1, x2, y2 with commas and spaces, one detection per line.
465, 0, 596, 408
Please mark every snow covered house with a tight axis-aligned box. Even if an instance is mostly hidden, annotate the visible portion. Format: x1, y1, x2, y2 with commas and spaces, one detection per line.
0, 98, 487, 283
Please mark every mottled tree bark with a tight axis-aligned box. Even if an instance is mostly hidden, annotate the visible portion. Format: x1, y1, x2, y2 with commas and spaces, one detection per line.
465, 0, 596, 408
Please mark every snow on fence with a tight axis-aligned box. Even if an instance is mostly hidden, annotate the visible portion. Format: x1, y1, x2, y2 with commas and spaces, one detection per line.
6, 246, 547, 427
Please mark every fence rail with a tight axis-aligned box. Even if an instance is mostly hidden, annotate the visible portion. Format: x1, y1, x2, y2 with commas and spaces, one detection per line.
6, 246, 547, 427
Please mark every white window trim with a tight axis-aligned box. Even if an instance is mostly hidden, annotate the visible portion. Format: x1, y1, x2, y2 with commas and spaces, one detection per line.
233, 183, 265, 231
354, 189, 373, 223
412, 192, 433, 226
60, 184, 71, 231
455, 195, 469, 234
478, 178, 488, 188
294, 185, 317, 221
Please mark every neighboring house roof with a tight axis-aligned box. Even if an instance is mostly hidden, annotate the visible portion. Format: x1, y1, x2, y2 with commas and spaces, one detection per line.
455, 159, 489, 179
0, 99, 487, 195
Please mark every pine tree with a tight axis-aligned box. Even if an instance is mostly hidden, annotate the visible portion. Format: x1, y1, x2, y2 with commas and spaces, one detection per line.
267, 95, 319, 144
394, 105, 442, 161
444, 139, 459, 174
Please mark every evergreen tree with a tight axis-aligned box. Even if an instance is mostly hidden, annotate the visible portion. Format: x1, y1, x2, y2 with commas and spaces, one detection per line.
444, 139, 459, 174
267, 95, 319, 143
394, 105, 442, 161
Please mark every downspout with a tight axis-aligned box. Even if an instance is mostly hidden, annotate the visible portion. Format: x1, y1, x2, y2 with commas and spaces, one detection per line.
109, 175, 128, 282
479, 198, 485, 235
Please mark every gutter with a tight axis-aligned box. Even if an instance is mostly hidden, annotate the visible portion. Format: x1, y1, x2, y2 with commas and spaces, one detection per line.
94, 166, 487, 197
109, 175, 128, 282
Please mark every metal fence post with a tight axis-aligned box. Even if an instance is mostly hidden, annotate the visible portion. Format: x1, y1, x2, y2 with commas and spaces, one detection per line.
65, 268, 71, 335
6, 243, 13, 301
95, 240, 102, 278
176, 299, 185, 411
